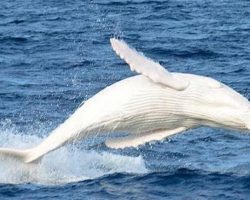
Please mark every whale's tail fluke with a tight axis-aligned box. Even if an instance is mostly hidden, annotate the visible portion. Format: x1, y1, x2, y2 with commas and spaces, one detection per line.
0, 147, 36, 163
0, 134, 69, 163
0, 107, 91, 164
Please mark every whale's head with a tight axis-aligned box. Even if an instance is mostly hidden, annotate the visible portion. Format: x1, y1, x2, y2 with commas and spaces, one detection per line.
201, 83, 249, 131
183, 74, 250, 131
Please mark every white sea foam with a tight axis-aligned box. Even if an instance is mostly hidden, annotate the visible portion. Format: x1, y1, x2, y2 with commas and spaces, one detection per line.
0, 122, 147, 185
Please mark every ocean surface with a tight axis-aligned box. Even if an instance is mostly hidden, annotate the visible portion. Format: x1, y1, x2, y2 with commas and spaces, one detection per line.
0, 0, 250, 199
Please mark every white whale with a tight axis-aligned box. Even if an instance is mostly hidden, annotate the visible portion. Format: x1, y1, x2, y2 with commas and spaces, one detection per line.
0, 38, 249, 163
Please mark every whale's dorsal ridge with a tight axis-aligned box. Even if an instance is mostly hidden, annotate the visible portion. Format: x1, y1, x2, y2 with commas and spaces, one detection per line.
110, 38, 189, 91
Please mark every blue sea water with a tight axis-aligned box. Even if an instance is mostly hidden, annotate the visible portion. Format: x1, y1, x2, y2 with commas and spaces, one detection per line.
0, 0, 250, 199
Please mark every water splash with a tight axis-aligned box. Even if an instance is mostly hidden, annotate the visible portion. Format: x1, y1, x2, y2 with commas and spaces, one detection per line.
0, 122, 147, 185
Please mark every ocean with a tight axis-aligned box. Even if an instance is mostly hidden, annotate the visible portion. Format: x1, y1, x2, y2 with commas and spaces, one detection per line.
0, 0, 249, 199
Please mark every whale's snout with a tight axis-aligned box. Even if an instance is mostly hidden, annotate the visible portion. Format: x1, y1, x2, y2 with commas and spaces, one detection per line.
247, 123, 250, 130
231, 107, 250, 131
242, 110, 250, 130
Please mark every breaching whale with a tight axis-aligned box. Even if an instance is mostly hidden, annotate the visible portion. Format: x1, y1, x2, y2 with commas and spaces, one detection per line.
0, 38, 249, 163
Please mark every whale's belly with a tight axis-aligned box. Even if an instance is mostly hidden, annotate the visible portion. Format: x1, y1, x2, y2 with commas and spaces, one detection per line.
77, 75, 187, 134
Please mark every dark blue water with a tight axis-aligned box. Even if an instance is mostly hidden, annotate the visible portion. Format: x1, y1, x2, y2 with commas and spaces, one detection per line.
0, 0, 250, 199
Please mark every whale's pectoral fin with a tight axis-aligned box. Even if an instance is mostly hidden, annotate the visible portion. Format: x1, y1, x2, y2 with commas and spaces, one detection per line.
110, 38, 189, 91
105, 127, 186, 149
